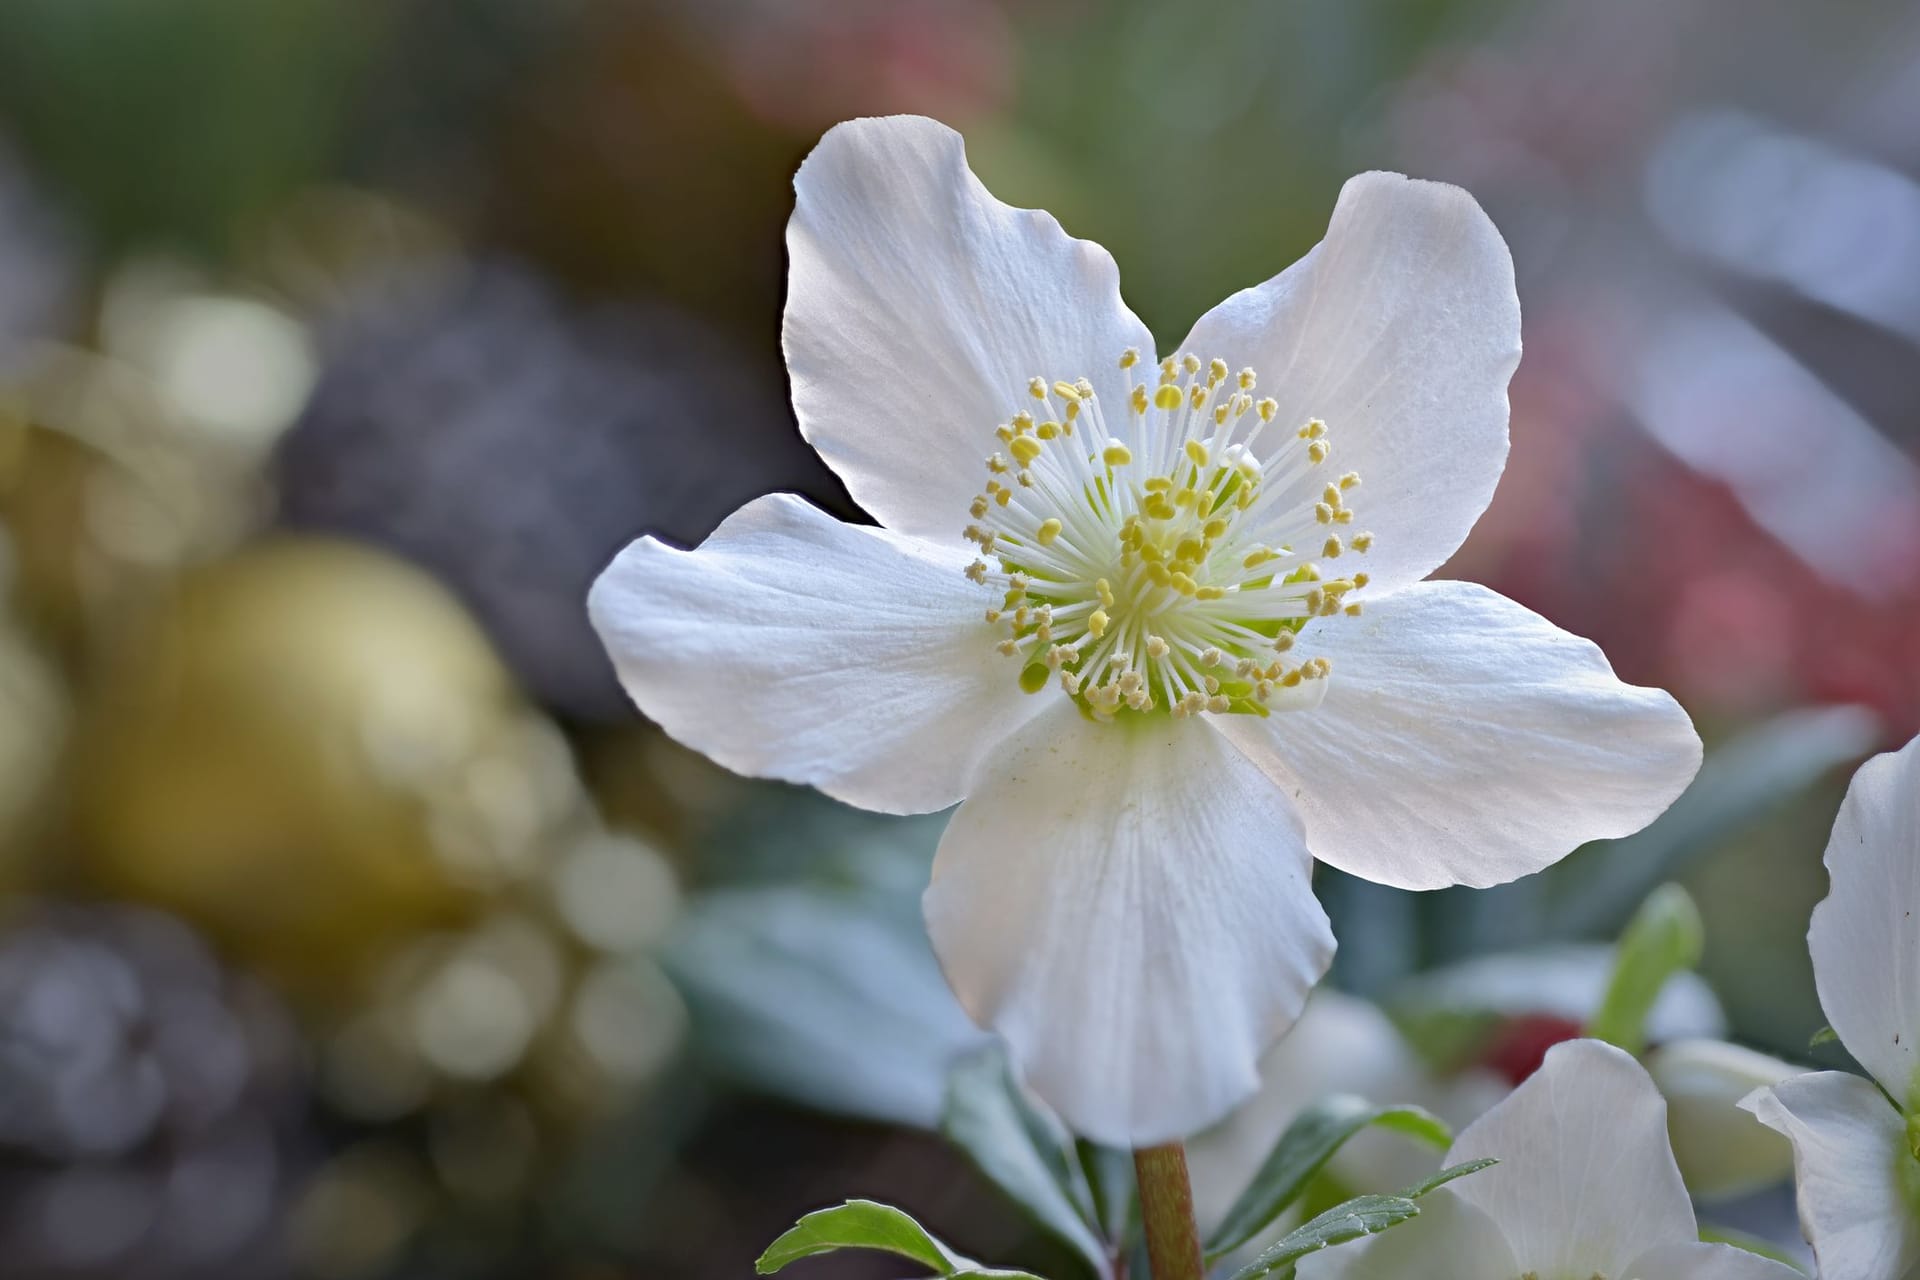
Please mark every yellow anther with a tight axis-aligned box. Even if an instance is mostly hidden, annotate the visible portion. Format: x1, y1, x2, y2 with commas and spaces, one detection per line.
1214, 405, 1230, 426
1203, 675, 1221, 695
1206, 694, 1230, 714
1189, 385, 1208, 410
988, 454, 1009, 473
1323, 484, 1344, 507
1352, 573, 1369, 588
1053, 380, 1081, 402
1088, 610, 1109, 638
1200, 648, 1222, 667
1119, 348, 1140, 369
1208, 358, 1228, 385
1017, 470, 1035, 487
965, 560, 988, 583
1143, 476, 1171, 492
1063, 402, 1079, 424
1036, 421, 1059, 440
1175, 537, 1205, 562
1144, 493, 1176, 521
1203, 518, 1229, 540
1103, 442, 1133, 467
984, 609, 1001, 623
1281, 668, 1303, 687
1172, 572, 1198, 596
1096, 578, 1114, 607
1028, 377, 1047, 400
1147, 562, 1172, 586
1146, 635, 1169, 658
1351, 532, 1374, 552
1244, 548, 1276, 569
1153, 384, 1183, 411
1075, 377, 1095, 398
995, 489, 1011, 506
1184, 440, 1210, 468
1273, 632, 1295, 652
1130, 385, 1150, 414
1323, 536, 1343, 558
997, 639, 1019, 656
1181, 353, 1201, 375
1339, 471, 1360, 489
1304, 419, 1328, 439
1010, 436, 1042, 465
1305, 588, 1324, 612
995, 425, 1013, 443
1061, 671, 1081, 695
1013, 410, 1034, 429
1037, 518, 1063, 545
1344, 602, 1363, 616
1315, 503, 1334, 524
1257, 397, 1277, 422
970, 496, 989, 518
1308, 440, 1331, 463
1334, 509, 1354, 524
1238, 368, 1256, 390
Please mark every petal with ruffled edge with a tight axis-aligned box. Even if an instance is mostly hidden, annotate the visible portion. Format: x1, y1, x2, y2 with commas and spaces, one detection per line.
1743, 1071, 1920, 1280
923, 704, 1334, 1146
1809, 733, 1920, 1102
1214, 582, 1700, 891
1447, 1040, 1698, 1280
1293, 1187, 1517, 1280
785, 115, 1154, 546
1624, 1241, 1808, 1280
589, 493, 1038, 814
1179, 171, 1520, 597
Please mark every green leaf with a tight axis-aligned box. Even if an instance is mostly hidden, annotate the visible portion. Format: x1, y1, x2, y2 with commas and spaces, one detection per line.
1205, 1095, 1452, 1258
754, 1200, 1046, 1278
1809, 1025, 1840, 1051
1226, 1160, 1496, 1280
942, 1047, 1110, 1278
1587, 884, 1705, 1055
1077, 1141, 1135, 1248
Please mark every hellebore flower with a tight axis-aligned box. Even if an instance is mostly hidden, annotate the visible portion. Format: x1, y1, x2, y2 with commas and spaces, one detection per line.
1744, 732, 1920, 1279
590, 114, 1702, 1145
1297, 1039, 1800, 1280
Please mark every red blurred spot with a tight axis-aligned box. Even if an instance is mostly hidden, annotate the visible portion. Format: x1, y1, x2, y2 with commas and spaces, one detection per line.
1480, 1013, 1585, 1086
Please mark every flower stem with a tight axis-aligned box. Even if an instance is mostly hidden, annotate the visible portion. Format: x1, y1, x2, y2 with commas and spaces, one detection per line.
1133, 1143, 1205, 1280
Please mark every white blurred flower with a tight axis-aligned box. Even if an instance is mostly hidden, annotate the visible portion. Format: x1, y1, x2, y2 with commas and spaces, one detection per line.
1299, 1040, 1799, 1280
1744, 733, 1920, 1279
591, 114, 1702, 1145
1647, 1038, 1796, 1201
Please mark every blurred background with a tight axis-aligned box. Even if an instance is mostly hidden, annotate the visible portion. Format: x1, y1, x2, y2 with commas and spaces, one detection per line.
0, 0, 1916, 1276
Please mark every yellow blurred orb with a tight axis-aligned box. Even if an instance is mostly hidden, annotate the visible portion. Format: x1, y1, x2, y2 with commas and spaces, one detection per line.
73, 536, 581, 1000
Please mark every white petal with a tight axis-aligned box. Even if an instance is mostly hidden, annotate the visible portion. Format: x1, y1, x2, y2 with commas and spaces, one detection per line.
1743, 1071, 1920, 1280
1808, 733, 1920, 1101
1293, 1188, 1517, 1280
1448, 1039, 1697, 1279
1624, 1241, 1807, 1280
1215, 582, 1701, 891
1180, 171, 1520, 596
784, 115, 1154, 545
923, 705, 1335, 1146
1643, 1038, 1797, 1201
589, 493, 1039, 814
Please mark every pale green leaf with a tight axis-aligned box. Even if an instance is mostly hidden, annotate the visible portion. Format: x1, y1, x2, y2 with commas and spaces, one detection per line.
1205, 1095, 1452, 1258
943, 1047, 1110, 1278
1587, 884, 1704, 1055
755, 1199, 1045, 1277
1226, 1159, 1496, 1280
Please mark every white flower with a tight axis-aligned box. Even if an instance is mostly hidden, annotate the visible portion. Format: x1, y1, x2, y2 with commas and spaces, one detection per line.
1297, 1039, 1801, 1280
589, 114, 1702, 1145
1742, 732, 1920, 1280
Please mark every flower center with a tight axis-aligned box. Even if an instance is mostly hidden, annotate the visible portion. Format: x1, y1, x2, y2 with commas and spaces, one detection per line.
962, 349, 1372, 721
